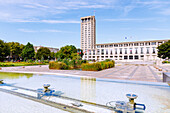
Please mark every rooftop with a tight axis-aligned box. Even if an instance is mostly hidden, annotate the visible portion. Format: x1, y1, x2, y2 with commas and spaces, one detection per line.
96, 39, 169, 45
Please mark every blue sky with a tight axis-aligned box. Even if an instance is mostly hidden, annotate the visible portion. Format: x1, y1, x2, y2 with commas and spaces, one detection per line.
0, 0, 170, 48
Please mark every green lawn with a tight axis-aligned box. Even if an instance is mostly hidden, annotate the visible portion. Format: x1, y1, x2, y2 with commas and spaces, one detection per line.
0, 62, 48, 67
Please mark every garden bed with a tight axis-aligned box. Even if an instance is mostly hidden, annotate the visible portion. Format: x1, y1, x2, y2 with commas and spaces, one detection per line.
49, 60, 115, 71
0, 62, 47, 67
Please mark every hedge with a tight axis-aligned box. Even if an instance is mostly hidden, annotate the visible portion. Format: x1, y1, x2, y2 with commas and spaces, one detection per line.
81, 60, 115, 71
49, 61, 69, 70
162, 61, 170, 63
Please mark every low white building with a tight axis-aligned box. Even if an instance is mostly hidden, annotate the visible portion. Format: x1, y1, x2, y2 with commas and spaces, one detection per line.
83, 39, 169, 61
34, 46, 59, 53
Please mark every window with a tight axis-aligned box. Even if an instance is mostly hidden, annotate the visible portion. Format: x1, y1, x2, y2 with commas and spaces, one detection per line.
145, 42, 150, 46
110, 49, 113, 55
114, 44, 118, 47
152, 47, 156, 54
129, 43, 133, 46
119, 56, 122, 60
140, 43, 144, 46
135, 55, 139, 59
146, 47, 150, 54
120, 48, 122, 54
89, 50, 91, 55
130, 48, 132, 54
101, 49, 104, 55
101, 45, 104, 48
135, 48, 138, 54
93, 50, 95, 55
129, 56, 133, 60
109, 45, 113, 47
134, 43, 138, 46
105, 45, 108, 48
124, 56, 128, 59
97, 49, 100, 55
141, 47, 143, 54
125, 48, 127, 54
119, 44, 123, 47
106, 49, 108, 55
115, 48, 117, 54
151, 42, 156, 45
124, 44, 128, 47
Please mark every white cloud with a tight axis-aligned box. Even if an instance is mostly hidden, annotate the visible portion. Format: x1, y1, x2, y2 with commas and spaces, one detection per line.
43, 30, 62, 32
18, 29, 37, 33
159, 8, 170, 15
137, 1, 170, 5
143, 28, 170, 31
136, 0, 170, 15
18, 29, 74, 33
11, 19, 80, 23
0, 0, 117, 22
104, 18, 155, 22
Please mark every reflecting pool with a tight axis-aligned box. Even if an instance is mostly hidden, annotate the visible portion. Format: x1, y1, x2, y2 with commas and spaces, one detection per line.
0, 72, 170, 113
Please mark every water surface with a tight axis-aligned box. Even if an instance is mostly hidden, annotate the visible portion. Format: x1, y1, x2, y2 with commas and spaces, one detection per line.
0, 72, 170, 113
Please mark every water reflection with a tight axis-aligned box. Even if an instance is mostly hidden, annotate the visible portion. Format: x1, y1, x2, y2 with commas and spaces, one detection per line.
81, 77, 96, 103
0, 72, 33, 79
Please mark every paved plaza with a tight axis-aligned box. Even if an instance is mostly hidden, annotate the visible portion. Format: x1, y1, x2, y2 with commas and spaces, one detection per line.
0, 63, 168, 82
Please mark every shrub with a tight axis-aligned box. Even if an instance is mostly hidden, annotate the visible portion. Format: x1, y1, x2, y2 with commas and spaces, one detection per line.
81, 60, 115, 71
81, 60, 88, 63
68, 59, 76, 69
63, 59, 69, 65
81, 62, 102, 71
49, 61, 68, 70
162, 61, 170, 63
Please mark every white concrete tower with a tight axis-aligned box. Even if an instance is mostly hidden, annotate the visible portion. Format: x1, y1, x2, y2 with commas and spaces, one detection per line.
81, 16, 96, 53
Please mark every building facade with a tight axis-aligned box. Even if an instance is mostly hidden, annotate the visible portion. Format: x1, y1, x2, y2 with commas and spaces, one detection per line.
84, 40, 168, 61
81, 16, 96, 54
81, 16, 169, 61
34, 46, 59, 53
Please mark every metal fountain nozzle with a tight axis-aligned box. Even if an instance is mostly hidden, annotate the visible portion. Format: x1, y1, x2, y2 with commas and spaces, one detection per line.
43, 84, 51, 92
0, 79, 4, 84
126, 94, 138, 104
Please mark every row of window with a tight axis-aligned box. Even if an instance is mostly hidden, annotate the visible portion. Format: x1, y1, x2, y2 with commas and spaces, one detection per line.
86, 55, 157, 60
85, 47, 156, 55
81, 18, 93, 22
97, 42, 160, 48
88, 55, 142, 59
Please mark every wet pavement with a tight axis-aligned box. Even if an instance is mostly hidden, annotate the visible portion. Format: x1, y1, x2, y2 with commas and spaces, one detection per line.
0, 64, 167, 82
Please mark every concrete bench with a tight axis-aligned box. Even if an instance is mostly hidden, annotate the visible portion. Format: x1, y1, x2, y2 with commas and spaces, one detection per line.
163, 73, 170, 86
0, 79, 3, 84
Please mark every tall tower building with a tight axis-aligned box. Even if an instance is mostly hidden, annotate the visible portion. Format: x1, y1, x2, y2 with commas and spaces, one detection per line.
81, 16, 96, 52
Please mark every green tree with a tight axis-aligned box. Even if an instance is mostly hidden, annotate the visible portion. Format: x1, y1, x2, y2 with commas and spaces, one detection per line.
0, 40, 10, 61
21, 42, 35, 60
157, 40, 170, 59
7, 42, 24, 60
77, 48, 84, 58
36, 47, 51, 60
55, 45, 77, 60
71, 53, 81, 60
50, 52, 55, 59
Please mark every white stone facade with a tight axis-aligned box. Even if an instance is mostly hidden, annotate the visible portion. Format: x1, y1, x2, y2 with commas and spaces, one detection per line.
83, 40, 169, 61
80, 16, 169, 61
81, 16, 96, 53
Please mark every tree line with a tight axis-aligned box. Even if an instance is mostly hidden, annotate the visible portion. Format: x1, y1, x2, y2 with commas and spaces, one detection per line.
0, 40, 83, 62
0, 40, 55, 61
